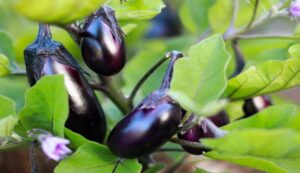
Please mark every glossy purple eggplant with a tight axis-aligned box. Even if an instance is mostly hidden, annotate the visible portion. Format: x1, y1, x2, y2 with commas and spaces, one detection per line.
107, 51, 183, 158
178, 111, 229, 155
24, 24, 106, 143
80, 5, 126, 76
242, 95, 272, 118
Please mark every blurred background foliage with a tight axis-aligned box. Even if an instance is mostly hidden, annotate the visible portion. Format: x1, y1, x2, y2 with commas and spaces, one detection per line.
1, 0, 300, 172
0, 0, 299, 120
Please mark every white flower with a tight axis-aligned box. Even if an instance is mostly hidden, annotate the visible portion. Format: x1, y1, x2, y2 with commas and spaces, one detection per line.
38, 135, 72, 161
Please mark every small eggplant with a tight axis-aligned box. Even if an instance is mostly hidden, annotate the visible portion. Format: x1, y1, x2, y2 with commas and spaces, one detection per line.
80, 5, 126, 76
107, 51, 183, 158
178, 111, 229, 155
242, 95, 272, 118
24, 24, 107, 143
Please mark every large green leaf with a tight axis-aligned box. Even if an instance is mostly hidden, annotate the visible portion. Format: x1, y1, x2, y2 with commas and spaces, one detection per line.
0, 54, 10, 77
64, 128, 88, 149
169, 34, 230, 115
109, 0, 165, 20
223, 104, 300, 131
11, 0, 106, 24
224, 58, 300, 100
204, 129, 300, 173
205, 151, 300, 173
55, 142, 142, 173
18, 75, 68, 136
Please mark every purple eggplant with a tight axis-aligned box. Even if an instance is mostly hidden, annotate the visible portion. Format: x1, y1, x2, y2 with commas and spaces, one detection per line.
242, 95, 272, 118
107, 51, 183, 158
24, 24, 106, 143
178, 111, 229, 155
80, 5, 126, 76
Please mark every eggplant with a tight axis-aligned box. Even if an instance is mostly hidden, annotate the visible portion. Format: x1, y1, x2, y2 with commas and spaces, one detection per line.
107, 51, 183, 158
24, 24, 106, 143
80, 5, 126, 76
242, 95, 272, 118
178, 111, 229, 155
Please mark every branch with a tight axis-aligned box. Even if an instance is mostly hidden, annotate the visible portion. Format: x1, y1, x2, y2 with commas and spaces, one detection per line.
169, 137, 210, 150
245, 0, 260, 30
128, 55, 169, 107
97, 75, 131, 115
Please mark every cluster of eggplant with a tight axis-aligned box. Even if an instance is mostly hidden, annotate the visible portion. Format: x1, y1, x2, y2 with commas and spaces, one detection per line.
24, 6, 126, 143
23, 3, 273, 160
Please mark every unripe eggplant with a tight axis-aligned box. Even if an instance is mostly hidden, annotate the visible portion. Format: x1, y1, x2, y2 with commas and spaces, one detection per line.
107, 51, 183, 158
24, 24, 106, 143
178, 111, 229, 155
242, 95, 272, 118
80, 5, 126, 76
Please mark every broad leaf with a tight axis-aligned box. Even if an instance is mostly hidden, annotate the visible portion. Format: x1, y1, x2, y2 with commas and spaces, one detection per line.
55, 142, 142, 173
11, 0, 106, 24
223, 104, 300, 131
109, 0, 165, 20
64, 128, 88, 149
18, 75, 68, 136
0, 95, 16, 118
205, 151, 300, 173
0, 54, 10, 77
170, 34, 230, 115
224, 58, 300, 100
0, 96, 17, 136
192, 168, 211, 173
288, 44, 300, 58
204, 129, 300, 173
0, 31, 15, 61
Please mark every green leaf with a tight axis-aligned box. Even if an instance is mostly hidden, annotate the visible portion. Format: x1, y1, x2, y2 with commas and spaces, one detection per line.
144, 164, 165, 173
223, 58, 300, 100
170, 34, 230, 114
203, 129, 300, 173
223, 104, 300, 131
55, 142, 142, 173
192, 168, 211, 173
18, 75, 68, 136
179, 0, 214, 34
109, 0, 165, 20
0, 96, 17, 136
0, 95, 16, 118
288, 44, 300, 58
205, 151, 300, 173
0, 54, 10, 77
11, 0, 106, 24
208, 0, 232, 33
0, 31, 15, 61
0, 116, 18, 136
64, 128, 88, 149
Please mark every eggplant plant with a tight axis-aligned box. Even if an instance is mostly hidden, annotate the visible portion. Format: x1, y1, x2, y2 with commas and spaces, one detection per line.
1, 0, 300, 173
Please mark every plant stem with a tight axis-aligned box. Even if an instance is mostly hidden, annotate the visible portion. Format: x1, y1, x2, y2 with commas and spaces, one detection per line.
156, 148, 185, 152
128, 55, 169, 107
63, 24, 81, 45
169, 137, 210, 150
29, 141, 39, 173
236, 34, 300, 40
230, 39, 245, 78
245, 0, 260, 30
97, 75, 131, 115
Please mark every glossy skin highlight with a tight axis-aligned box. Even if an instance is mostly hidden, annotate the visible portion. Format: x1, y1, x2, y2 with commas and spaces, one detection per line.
80, 8, 126, 76
24, 24, 107, 143
242, 95, 272, 118
107, 94, 181, 158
